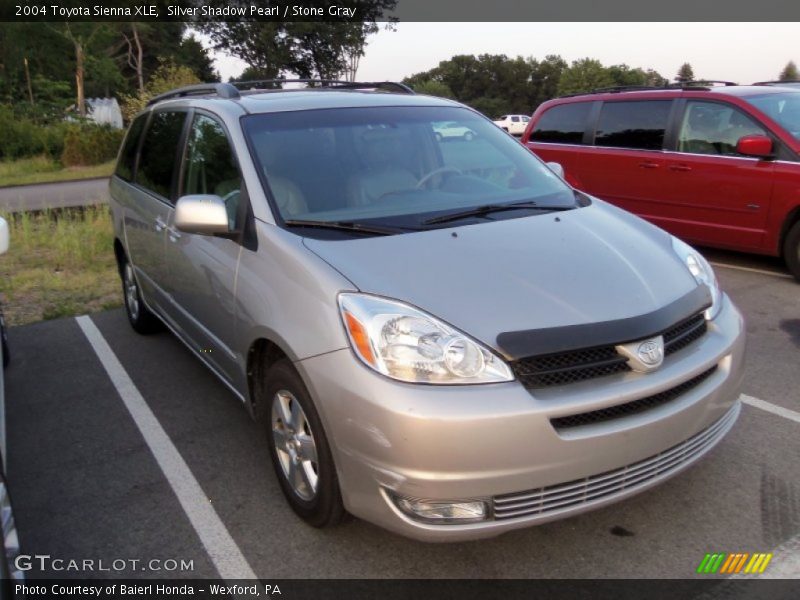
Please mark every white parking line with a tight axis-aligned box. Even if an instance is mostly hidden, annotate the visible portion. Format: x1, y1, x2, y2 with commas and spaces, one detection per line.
75, 315, 257, 580
709, 261, 793, 280
741, 394, 800, 424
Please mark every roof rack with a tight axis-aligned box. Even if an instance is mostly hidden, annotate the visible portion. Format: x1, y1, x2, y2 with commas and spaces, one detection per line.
675, 80, 738, 87
147, 82, 240, 106
145, 79, 414, 107
558, 80, 740, 99
229, 79, 415, 94
753, 80, 800, 86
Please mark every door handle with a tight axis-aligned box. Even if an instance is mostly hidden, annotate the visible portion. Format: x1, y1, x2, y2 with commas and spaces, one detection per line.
154, 216, 167, 232
670, 164, 692, 172
168, 228, 182, 243
638, 161, 660, 169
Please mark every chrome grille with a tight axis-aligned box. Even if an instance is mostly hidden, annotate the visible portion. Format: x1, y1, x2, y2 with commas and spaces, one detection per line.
510, 312, 708, 389
492, 404, 738, 521
550, 366, 717, 430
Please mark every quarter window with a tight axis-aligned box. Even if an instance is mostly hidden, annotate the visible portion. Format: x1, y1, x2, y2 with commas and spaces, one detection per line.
595, 101, 672, 150
136, 111, 186, 199
678, 101, 767, 156
183, 114, 242, 230
530, 103, 592, 144
115, 113, 148, 182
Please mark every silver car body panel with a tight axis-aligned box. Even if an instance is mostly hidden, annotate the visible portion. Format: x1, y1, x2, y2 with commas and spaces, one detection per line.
108, 89, 746, 541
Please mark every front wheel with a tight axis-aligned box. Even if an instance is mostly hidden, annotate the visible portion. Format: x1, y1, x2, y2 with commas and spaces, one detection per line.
783, 221, 800, 282
263, 359, 346, 528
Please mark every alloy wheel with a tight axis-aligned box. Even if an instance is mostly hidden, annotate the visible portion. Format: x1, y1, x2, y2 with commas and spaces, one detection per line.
271, 390, 319, 501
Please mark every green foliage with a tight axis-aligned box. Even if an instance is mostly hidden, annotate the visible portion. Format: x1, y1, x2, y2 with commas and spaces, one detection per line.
201, 1, 397, 81
557, 58, 615, 96
405, 54, 670, 117
0, 206, 120, 326
0, 105, 69, 160
405, 54, 567, 118
60, 125, 123, 167
676, 63, 695, 82
120, 61, 201, 121
779, 61, 799, 81
412, 80, 455, 98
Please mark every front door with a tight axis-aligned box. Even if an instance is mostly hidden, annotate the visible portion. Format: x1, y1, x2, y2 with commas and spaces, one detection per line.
658, 100, 775, 250
163, 112, 244, 385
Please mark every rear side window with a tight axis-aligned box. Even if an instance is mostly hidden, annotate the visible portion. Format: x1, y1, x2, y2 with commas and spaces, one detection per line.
136, 111, 186, 199
594, 101, 672, 150
530, 103, 592, 144
115, 113, 148, 182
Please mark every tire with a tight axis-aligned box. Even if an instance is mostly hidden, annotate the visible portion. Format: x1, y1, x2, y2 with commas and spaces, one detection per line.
262, 359, 345, 528
464, 131, 474, 141
120, 257, 162, 334
0, 308, 8, 368
784, 220, 800, 282
434, 132, 443, 142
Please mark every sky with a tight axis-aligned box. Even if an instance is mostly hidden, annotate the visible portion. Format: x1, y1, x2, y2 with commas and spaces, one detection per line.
208, 22, 798, 84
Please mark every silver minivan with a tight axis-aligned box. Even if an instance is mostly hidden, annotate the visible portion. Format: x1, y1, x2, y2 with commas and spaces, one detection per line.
109, 81, 745, 542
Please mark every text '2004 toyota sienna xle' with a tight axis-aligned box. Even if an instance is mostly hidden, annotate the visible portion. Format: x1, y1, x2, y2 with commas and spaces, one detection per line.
109, 81, 745, 542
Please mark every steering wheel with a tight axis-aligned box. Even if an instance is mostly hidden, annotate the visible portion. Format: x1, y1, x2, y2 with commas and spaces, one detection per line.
416, 166, 462, 189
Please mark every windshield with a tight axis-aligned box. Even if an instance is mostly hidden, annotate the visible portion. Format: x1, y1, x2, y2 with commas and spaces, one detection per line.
242, 106, 575, 233
746, 92, 800, 140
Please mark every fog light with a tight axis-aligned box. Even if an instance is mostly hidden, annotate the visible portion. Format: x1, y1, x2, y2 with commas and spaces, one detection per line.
393, 495, 488, 523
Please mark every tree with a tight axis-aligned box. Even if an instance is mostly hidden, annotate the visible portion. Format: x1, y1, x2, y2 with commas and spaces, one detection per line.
411, 80, 454, 98
779, 61, 799, 81
45, 23, 114, 116
199, 1, 397, 81
120, 60, 200, 121
557, 58, 614, 96
676, 62, 695, 82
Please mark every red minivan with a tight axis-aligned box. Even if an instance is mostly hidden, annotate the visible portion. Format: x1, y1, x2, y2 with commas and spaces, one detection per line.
522, 84, 800, 280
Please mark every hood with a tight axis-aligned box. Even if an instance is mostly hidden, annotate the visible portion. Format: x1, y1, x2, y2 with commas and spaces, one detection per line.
303, 201, 703, 359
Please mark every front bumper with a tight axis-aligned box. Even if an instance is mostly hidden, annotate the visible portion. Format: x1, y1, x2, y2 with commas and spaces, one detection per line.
296, 294, 745, 542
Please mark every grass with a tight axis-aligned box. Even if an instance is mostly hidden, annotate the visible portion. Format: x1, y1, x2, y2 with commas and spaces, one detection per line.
0, 206, 121, 326
0, 156, 115, 187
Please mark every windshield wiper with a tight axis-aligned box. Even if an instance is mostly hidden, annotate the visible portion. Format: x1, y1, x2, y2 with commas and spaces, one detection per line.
283, 219, 410, 236
422, 201, 572, 226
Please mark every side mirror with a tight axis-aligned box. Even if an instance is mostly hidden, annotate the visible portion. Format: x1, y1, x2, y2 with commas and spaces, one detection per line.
0, 217, 8, 255
546, 161, 565, 179
736, 134, 773, 159
174, 195, 230, 235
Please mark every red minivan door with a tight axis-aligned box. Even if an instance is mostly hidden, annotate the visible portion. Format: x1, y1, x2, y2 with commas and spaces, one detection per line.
572, 99, 675, 216
656, 99, 774, 250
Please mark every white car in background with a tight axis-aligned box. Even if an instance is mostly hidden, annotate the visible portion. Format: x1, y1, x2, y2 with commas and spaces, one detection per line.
432, 120, 477, 141
493, 114, 531, 136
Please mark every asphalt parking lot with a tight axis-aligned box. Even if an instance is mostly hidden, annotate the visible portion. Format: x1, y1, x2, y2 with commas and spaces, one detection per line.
4, 247, 799, 580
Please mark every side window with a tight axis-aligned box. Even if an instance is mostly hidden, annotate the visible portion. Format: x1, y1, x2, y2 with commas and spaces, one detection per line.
678, 101, 767, 156
595, 100, 672, 150
530, 103, 592, 144
511, 116, 521, 122
183, 114, 242, 230
136, 111, 186, 199
115, 113, 148, 182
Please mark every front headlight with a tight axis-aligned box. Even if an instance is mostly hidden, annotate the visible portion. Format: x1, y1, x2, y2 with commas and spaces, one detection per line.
671, 237, 721, 320
338, 293, 514, 384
